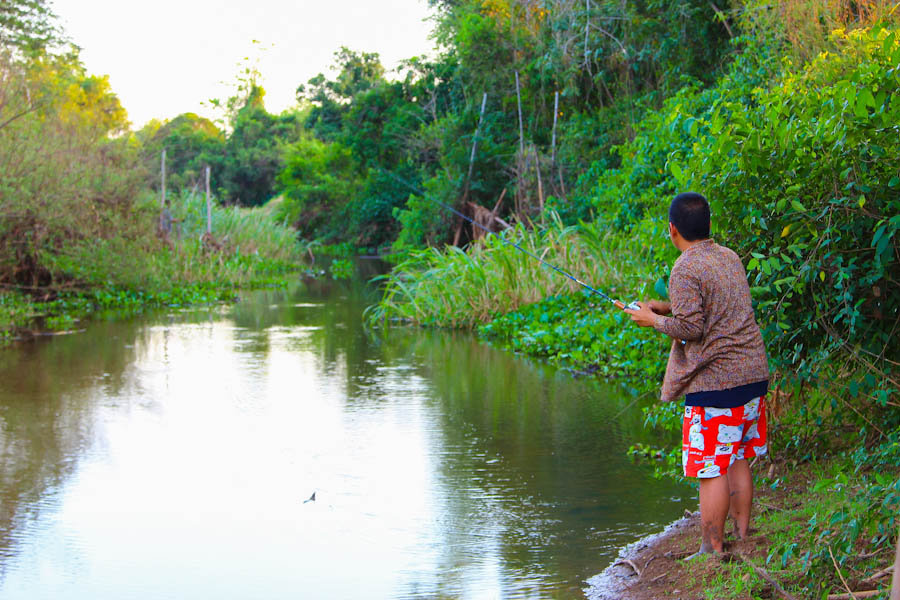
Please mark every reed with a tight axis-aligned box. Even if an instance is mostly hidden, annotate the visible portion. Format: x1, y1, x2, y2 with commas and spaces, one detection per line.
369, 212, 657, 328
169, 191, 301, 263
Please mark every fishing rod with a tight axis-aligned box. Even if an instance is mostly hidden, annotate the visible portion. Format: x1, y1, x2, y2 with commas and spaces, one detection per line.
383, 170, 641, 311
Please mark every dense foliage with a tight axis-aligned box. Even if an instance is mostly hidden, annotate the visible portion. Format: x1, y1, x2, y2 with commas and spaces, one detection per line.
273, 0, 740, 249
371, 6, 900, 593
0, 19, 305, 338
1, 0, 897, 594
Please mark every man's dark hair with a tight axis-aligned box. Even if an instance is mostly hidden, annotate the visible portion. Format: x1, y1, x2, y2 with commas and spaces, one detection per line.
669, 192, 710, 241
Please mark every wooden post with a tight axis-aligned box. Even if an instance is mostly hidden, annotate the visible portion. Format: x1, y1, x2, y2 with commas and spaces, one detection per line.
534, 146, 544, 223
158, 148, 170, 235
160, 149, 166, 208
515, 71, 525, 222
551, 90, 559, 166
890, 527, 900, 600
515, 71, 524, 157
584, 0, 591, 69
462, 92, 487, 203
205, 165, 212, 235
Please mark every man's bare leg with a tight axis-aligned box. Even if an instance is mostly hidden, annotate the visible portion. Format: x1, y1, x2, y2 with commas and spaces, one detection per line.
727, 459, 753, 540
698, 475, 730, 554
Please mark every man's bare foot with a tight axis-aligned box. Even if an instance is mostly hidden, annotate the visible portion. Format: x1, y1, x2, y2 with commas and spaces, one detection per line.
681, 542, 734, 562
682, 539, 721, 561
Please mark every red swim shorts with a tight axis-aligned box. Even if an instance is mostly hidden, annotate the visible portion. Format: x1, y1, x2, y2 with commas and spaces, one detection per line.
682, 397, 767, 478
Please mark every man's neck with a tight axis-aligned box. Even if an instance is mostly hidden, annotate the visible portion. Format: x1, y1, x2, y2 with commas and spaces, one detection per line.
677, 237, 710, 252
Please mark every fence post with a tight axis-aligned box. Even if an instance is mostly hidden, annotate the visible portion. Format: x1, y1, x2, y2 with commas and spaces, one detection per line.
205, 165, 212, 235
534, 146, 544, 224
551, 90, 559, 166
515, 71, 524, 157
584, 0, 591, 71
160, 149, 166, 209
515, 71, 525, 221
158, 149, 171, 235
462, 92, 487, 203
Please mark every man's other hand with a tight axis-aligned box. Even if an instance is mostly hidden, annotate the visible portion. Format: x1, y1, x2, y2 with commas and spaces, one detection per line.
624, 302, 659, 327
648, 300, 672, 315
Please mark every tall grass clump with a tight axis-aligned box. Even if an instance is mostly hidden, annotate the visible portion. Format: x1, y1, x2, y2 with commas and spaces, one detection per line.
47, 190, 304, 296
168, 191, 301, 264
369, 213, 663, 328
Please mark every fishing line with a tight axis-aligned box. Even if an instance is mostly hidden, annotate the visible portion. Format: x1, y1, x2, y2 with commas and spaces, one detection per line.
383, 170, 640, 311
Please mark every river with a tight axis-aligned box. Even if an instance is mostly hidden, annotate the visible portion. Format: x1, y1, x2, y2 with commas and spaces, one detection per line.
0, 261, 692, 599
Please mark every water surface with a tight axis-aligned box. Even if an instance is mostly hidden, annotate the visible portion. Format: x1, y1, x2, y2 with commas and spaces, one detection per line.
0, 263, 691, 598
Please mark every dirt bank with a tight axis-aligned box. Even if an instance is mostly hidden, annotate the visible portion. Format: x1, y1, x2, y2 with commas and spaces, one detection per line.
584, 508, 774, 600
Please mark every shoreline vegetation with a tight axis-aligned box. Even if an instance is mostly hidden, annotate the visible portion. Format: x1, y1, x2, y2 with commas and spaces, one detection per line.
361, 5, 899, 600
3, 0, 898, 598
0, 189, 308, 344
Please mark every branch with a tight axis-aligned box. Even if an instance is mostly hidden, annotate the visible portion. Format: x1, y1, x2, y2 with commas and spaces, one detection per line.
826, 591, 883, 600
829, 546, 858, 600
709, 2, 734, 38
735, 551, 799, 600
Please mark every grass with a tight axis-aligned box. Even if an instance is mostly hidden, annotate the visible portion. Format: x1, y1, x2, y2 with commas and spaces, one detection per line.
168, 190, 302, 263
1, 190, 308, 341
369, 211, 667, 328
614, 452, 899, 600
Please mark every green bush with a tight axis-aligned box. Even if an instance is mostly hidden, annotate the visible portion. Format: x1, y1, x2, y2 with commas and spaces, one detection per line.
684, 25, 900, 427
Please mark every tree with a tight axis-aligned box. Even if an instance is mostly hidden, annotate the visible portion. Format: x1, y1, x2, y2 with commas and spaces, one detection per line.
137, 113, 225, 194
298, 48, 385, 142
0, 0, 63, 53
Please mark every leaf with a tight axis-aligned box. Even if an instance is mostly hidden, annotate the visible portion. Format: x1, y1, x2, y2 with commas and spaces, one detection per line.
781, 225, 792, 238
859, 87, 877, 108
819, 271, 826, 281
710, 111, 724, 134
654, 277, 669, 300
791, 200, 807, 213
889, 176, 900, 188
876, 231, 893, 258
872, 224, 887, 248
885, 32, 897, 56
669, 161, 683, 180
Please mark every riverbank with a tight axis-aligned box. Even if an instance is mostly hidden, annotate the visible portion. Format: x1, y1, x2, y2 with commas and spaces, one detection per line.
587, 454, 900, 599
0, 258, 310, 344
0, 187, 310, 345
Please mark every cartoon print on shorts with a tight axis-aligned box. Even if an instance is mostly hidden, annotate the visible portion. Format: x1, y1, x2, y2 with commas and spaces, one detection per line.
684, 406, 693, 419
755, 443, 768, 456
714, 443, 733, 456
717, 423, 743, 444
694, 458, 721, 478
704, 407, 732, 420
682, 449, 689, 468
742, 423, 760, 442
689, 421, 708, 452
743, 397, 760, 421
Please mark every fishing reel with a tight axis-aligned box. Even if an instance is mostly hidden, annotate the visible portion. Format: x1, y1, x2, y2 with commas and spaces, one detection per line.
614, 300, 642, 311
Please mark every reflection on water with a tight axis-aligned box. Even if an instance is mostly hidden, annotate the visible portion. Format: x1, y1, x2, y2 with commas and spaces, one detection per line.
0, 261, 691, 599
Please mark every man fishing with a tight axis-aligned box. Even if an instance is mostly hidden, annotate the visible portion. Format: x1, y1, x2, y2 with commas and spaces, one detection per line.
624, 192, 770, 557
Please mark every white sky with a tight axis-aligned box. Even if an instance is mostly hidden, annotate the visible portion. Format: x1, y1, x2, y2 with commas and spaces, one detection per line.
54, 0, 436, 129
